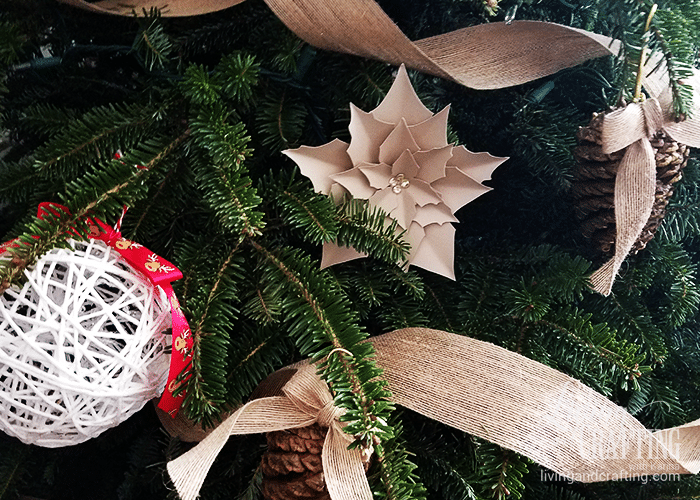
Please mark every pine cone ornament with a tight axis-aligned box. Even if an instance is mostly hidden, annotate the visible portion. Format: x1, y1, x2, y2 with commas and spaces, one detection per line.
572, 111, 689, 256
261, 424, 330, 500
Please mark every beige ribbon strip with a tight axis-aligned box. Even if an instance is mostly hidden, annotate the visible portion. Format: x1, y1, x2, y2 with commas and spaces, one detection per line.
56, 0, 246, 16
168, 328, 700, 500
57, 0, 618, 91
588, 99, 662, 296
264, 1, 617, 90
372, 328, 700, 480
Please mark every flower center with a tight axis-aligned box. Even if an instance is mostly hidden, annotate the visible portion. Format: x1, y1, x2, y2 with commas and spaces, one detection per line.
389, 173, 410, 194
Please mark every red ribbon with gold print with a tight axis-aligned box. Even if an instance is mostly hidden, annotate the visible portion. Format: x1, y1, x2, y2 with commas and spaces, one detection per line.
86, 212, 192, 416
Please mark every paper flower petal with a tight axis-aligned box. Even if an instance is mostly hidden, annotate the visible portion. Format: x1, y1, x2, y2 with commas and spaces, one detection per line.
410, 223, 456, 280
408, 106, 450, 150
329, 183, 347, 203
392, 192, 418, 230
321, 242, 366, 269
392, 149, 420, 179
448, 145, 506, 183
403, 221, 425, 262
331, 167, 376, 199
413, 146, 453, 183
379, 119, 420, 165
431, 166, 492, 212
408, 178, 443, 207
413, 203, 458, 226
347, 104, 395, 165
372, 65, 433, 125
359, 163, 393, 190
284, 140, 352, 195
369, 187, 399, 218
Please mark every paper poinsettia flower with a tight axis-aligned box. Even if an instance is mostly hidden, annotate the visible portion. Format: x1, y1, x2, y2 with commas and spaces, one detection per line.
284, 64, 507, 280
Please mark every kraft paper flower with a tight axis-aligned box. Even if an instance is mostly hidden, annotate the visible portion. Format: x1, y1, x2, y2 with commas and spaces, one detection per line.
284, 65, 507, 279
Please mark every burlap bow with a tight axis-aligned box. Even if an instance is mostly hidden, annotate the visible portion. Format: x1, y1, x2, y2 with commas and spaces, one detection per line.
168, 328, 700, 500
590, 64, 700, 295
167, 363, 372, 500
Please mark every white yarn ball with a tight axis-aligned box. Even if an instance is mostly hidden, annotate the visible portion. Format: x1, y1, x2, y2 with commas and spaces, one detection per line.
0, 239, 171, 447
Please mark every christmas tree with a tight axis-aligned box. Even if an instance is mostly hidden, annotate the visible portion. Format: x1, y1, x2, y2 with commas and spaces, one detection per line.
2, 0, 700, 499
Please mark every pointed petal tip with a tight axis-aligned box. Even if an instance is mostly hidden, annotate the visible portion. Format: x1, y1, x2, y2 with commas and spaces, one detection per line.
284, 140, 352, 195
372, 63, 433, 125
320, 242, 366, 269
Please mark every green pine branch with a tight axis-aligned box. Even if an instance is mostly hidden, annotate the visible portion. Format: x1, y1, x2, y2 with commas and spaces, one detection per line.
475, 441, 531, 500
32, 102, 166, 181
535, 308, 647, 392
224, 324, 292, 404
184, 63, 264, 238
335, 199, 411, 266
177, 236, 245, 426
0, 442, 30, 500
132, 12, 173, 71
256, 84, 307, 150
400, 413, 477, 500
626, 375, 686, 428
249, 241, 423, 499
0, 130, 188, 292
215, 52, 260, 107
16, 103, 78, 137
274, 180, 339, 244
648, 7, 699, 118
659, 160, 700, 242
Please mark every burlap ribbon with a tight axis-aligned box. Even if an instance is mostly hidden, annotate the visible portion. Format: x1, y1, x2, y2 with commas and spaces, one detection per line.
55, 0, 244, 16
57, 0, 618, 91
168, 328, 700, 500
590, 64, 700, 295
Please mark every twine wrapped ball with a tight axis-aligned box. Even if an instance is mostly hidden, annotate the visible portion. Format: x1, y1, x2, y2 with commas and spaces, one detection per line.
0, 239, 172, 447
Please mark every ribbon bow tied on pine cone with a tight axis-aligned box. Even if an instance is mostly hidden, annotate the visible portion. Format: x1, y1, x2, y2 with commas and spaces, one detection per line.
589, 66, 700, 295
167, 362, 372, 500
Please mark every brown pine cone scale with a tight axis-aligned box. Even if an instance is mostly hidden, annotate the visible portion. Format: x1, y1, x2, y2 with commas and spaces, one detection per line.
261, 424, 331, 500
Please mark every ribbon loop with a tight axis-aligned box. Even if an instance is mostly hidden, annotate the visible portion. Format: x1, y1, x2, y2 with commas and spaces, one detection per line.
641, 98, 664, 138
600, 98, 663, 154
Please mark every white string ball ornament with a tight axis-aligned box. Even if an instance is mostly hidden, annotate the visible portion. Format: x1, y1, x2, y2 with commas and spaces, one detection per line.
0, 239, 172, 447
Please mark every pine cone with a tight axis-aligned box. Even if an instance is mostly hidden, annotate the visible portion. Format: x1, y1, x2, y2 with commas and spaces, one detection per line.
261, 423, 372, 500
261, 424, 331, 500
572, 111, 689, 256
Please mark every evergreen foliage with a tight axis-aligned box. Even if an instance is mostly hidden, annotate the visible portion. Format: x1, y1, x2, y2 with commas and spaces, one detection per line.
2, 0, 700, 499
